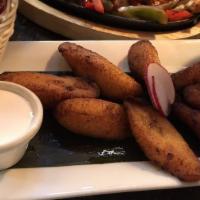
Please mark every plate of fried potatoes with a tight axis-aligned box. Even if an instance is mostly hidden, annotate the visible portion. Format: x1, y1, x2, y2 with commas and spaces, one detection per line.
0, 40, 200, 199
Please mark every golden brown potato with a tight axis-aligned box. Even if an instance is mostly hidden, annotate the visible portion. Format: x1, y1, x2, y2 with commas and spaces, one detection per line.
55, 98, 130, 140
172, 62, 200, 90
128, 40, 160, 80
183, 83, 200, 109
124, 99, 200, 182
59, 42, 143, 100
0, 72, 99, 108
173, 100, 200, 139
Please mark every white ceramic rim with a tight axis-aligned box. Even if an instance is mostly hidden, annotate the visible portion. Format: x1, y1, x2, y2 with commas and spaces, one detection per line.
0, 81, 43, 151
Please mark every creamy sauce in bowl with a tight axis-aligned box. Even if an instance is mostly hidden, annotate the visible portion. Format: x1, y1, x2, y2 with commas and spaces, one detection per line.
0, 90, 33, 145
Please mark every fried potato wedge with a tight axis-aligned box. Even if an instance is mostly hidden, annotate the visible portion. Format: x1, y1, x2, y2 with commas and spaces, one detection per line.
183, 83, 200, 109
0, 72, 99, 108
124, 99, 200, 181
59, 42, 143, 100
128, 40, 160, 80
173, 101, 200, 139
55, 98, 130, 140
172, 62, 200, 90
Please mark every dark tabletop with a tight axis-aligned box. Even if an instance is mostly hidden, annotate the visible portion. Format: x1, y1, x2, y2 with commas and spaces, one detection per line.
11, 13, 66, 41
10, 13, 200, 200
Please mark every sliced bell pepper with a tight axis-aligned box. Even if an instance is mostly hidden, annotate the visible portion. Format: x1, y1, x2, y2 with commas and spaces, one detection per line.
166, 10, 192, 22
92, 0, 104, 14
83, 0, 104, 14
119, 6, 168, 24
84, 1, 94, 10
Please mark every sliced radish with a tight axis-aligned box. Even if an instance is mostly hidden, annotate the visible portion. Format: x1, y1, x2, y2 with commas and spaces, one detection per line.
144, 63, 175, 116
152, 76, 162, 112
144, 65, 160, 111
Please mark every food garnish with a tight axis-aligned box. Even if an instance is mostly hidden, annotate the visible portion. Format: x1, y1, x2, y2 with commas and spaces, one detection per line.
145, 63, 175, 116
128, 40, 175, 116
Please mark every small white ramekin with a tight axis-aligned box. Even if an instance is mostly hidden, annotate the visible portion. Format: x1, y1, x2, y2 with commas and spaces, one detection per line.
0, 81, 43, 170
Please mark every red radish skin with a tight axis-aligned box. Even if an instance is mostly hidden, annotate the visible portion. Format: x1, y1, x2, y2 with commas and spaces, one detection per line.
144, 63, 160, 111
153, 81, 170, 115
152, 76, 165, 116
144, 68, 159, 111
145, 63, 175, 116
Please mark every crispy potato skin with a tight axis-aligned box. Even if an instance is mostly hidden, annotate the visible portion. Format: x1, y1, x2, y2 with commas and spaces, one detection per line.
128, 40, 160, 80
55, 98, 130, 140
59, 42, 143, 100
124, 99, 200, 182
0, 72, 99, 108
172, 62, 200, 90
173, 101, 200, 139
183, 83, 200, 109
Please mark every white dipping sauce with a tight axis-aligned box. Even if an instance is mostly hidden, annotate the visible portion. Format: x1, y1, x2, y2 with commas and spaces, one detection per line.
0, 90, 33, 145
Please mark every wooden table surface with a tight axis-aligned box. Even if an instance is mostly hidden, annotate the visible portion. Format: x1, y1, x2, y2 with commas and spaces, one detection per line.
10, 13, 200, 200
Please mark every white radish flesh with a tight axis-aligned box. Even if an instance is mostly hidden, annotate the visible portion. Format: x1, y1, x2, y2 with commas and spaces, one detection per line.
145, 63, 175, 116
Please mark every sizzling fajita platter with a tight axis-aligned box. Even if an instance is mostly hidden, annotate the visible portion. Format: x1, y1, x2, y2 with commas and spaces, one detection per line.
19, 0, 200, 39
40, 0, 200, 31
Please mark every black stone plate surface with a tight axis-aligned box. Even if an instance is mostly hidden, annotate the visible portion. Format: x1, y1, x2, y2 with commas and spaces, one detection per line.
14, 72, 200, 169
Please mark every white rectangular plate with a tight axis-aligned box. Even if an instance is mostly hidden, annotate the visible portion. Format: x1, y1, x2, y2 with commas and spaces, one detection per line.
0, 40, 200, 200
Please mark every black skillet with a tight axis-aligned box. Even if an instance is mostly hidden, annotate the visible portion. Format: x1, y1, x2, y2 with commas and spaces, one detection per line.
40, 0, 200, 32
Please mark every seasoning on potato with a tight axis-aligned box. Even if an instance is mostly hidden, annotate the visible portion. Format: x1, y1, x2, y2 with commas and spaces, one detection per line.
0, 72, 100, 108
55, 98, 130, 140
128, 40, 160, 81
172, 62, 200, 90
173, 100, 200, 139
59, 42, 143, 100
183, 83, 200, 109
124, 99, 200, 182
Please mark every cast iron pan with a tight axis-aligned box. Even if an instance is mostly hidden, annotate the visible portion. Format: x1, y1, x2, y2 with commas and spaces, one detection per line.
40, 0, 200, 32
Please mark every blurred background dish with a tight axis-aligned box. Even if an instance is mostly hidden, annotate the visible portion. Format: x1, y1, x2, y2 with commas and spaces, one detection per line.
40, 0, 200, 32
18, 0, 200, 40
